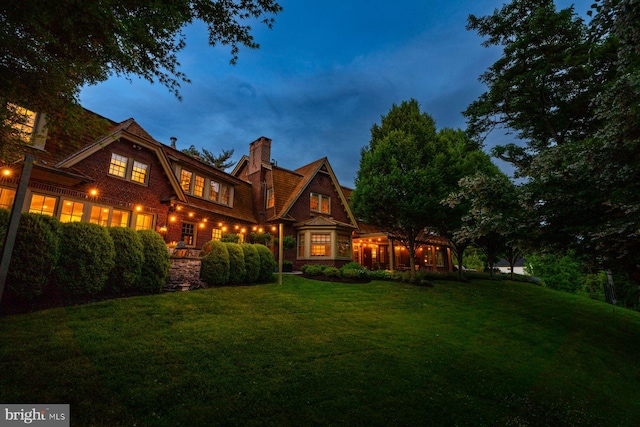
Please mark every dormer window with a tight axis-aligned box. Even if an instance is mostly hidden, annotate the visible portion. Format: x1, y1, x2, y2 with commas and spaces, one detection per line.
266, 188, 275, 208
310, 192, 330, 214
7, 104, 48, 149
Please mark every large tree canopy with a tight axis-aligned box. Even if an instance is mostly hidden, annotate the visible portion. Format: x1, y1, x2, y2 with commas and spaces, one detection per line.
0, 0, 282, 157
351, 99, 498, 276
465, 0, 640, 286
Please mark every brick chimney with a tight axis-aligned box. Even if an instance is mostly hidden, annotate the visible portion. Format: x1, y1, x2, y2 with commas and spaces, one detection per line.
248, 136, 272, 176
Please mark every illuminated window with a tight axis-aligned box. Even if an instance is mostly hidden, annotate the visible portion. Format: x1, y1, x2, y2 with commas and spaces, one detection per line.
10, 105, 36, 142
0, 188, 16, 209
182, 223, 195, 246
211, 228, 222, 241
131, 161, 148, 184
220, 185, 230, 205
337, 234, 351, 258
29, 194, 57, 216
298, 233, 305, 257
194, 175, 205, 197
266, 188, 275, 208
135, 213, 153, 230
180, 170, 192, 192
60, 200, 84, 223
90, 206, 110, 226
109, 153, 128, 178
311, 233, 331, 256
310, 193, 330, 214
209, 181, 220, 201
111, 209, 130, 227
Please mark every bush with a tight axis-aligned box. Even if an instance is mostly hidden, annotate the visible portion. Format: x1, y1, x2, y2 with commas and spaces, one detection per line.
250, 232, 272, 245
242, 244, 260, 283
56, 222, 115, 296
221, 233, 240, 243
2, 213, 60, 300
106, 227, 144, 293
323, 267, 339, 277
255, 244, 276, 283
137, 230, 170, 293
225, 242, 246, 285
303, 265, 326, 276
340, 261, 363, 271
199, 240, 215, 257
201, 240, 230, 285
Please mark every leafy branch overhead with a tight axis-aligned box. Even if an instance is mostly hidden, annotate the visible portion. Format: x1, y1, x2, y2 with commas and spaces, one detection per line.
1, 0, 282, 156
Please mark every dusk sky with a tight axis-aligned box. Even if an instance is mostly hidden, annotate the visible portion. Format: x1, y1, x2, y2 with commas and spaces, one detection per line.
79, 0, 592, 188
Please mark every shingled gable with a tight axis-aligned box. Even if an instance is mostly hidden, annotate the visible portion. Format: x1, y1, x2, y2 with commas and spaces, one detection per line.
276, 158, 358, 227
56, 118, 187, 202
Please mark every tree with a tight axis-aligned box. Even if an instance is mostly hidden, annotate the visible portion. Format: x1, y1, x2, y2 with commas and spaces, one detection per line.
465, 0, 640, 286
351, 100, 498, 278
182, 145, 236, 170
1, 0, 282, 157
444, 173, 526, 279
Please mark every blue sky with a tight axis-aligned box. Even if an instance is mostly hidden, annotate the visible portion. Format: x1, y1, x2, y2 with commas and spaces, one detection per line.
80, 0, 592, 188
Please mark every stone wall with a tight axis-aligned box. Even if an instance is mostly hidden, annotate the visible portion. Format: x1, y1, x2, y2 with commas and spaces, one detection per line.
166, 255, 206, 291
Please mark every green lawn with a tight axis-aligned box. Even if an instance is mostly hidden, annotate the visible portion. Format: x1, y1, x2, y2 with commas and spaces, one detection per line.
1, 276, 639, 426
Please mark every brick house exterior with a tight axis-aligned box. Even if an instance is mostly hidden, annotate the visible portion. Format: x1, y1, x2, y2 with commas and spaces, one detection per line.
1, 107, 452, 272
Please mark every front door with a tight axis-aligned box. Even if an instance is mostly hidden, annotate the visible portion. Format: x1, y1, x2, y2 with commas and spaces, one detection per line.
362, 246, 372, 269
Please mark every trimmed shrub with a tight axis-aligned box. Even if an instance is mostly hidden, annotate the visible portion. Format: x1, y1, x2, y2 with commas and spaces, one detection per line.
255, 244, 276, 283
137, 229, 170, 293
304, 265, 326, 276
56, 222, 115, 296
323, 267, 339, 277
221, 233, 240, 243
241, 243, 260, 283
3, 213, 60, 300
201, 240, 230, 285
225, 242, 246, 284
199, 240, 215, 257
107, 227, 144, 293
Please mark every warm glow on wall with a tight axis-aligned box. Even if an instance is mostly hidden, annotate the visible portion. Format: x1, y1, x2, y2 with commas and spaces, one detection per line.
258, 227, 263, 233
2, 168, 11, 177
252, 226, 257, 231
188, 212, 194, 217
170, 216, 177, 222
199, 223, 205, 228
241, 228, 246, 233
90, 188, 98, 196
136, 205, 142, 212
222, 226, 227, 232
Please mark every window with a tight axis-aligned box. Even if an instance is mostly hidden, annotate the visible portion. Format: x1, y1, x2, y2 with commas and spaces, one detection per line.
182, 223, 195, 246
29, 194, 56, 216
220, 185, 230, 205
90, 206, 110, 226
130, 160, 148, 184
311, 233, 331, 256
209, 181, 220, 201
310, 193, 330, 214
266, 188, 275, 208
109, 153, 128, 178
0, 188, 16, 209
298, 233, 305, 257
10, 105, 36, 142
211, 228, 222, 241
337, 234, 351, 258
194, 175, 205, 197
111, 209, 130, 227
135, 213, 153, 230
180, 170, 192, 192
60, 200, 84, 223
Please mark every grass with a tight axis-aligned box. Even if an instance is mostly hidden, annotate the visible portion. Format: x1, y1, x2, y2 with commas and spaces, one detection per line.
1, 276, 639, 426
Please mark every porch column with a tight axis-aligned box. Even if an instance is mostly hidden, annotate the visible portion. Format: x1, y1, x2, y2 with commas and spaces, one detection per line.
389, 238, 395, 272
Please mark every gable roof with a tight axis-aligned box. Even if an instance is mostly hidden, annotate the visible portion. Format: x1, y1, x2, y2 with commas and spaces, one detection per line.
272, 157, 358, 227
56, 118, 187, 202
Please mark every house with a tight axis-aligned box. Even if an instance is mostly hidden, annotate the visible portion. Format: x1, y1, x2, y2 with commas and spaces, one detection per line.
232, 137, 358, 270
1, 106, 452, 271
493, 258, 528, 275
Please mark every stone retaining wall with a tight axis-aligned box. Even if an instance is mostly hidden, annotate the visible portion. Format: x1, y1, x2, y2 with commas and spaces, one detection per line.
166, 255, 206, 291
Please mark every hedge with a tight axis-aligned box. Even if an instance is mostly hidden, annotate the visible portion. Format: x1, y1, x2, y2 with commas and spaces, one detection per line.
241, 243, 260, 283
56, 222, 115, 295
225, 242, 246, 285
255, 244, 276, 283
137, 229, 171, 293
107, 227, 144, 293
0, 212, 60, 300
200, 240, 230, 286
